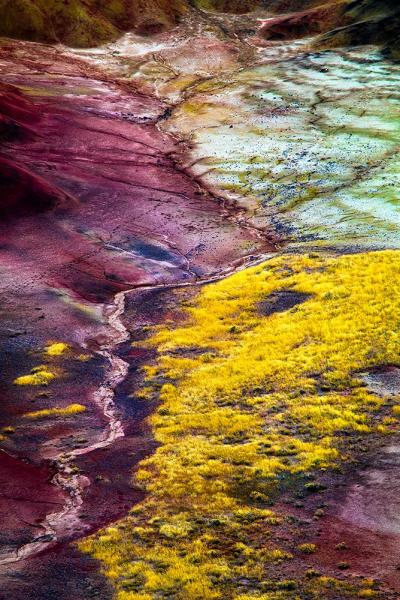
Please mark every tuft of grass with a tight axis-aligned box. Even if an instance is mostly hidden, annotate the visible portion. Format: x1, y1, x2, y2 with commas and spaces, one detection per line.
45, 342, 69, 356
14, 368, 55, 386
297, 543, 317, 554
23, 403, 86, 419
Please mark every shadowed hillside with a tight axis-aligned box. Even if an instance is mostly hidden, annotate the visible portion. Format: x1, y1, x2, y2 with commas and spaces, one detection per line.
319, 0, 400, 58
260, 0, 400, 58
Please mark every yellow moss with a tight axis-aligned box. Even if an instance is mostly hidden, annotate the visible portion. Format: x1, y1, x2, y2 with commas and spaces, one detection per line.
45, 342, 69, 356
80, 250, 400, 599
24, 404, 86, 419
159, 516, 193, 538
14, 368, 56, 386
31, 364, 48, 373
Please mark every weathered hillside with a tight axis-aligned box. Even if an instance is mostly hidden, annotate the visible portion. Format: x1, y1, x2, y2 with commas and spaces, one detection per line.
260, 0, 400, 58
0, 0, 188, 46
0, 0, 263, 46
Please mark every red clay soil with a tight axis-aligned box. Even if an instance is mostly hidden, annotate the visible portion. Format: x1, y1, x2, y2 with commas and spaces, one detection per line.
0, 452, 65, 552
0, 38, 275, 598
316, 440, 400, 592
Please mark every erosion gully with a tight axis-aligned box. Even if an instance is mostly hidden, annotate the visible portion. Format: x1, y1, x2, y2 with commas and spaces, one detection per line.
0, 9, 400, 599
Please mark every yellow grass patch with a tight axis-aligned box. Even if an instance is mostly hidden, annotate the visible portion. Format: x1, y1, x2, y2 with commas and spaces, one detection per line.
14, 368, 56, 386
45, 342, 69, 356
24, 403, 86, 419
80, 250, 398, 599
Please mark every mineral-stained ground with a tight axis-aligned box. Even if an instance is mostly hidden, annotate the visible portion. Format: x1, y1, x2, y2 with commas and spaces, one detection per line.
0, 2, 400, 599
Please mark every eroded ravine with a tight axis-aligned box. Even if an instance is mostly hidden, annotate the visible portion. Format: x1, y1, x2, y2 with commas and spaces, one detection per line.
0, 290, 129, 565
